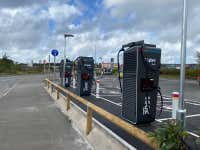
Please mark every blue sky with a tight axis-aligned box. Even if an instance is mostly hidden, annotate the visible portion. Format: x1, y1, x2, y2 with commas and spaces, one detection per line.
0, 0, 199, 64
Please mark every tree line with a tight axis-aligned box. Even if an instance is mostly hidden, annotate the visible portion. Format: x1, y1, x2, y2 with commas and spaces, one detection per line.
0, 55, 43, 75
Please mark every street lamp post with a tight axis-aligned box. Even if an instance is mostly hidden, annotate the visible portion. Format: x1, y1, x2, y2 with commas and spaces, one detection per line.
177, 0, 188, 128
62, 34, 74, 87
48, 54, 50, 79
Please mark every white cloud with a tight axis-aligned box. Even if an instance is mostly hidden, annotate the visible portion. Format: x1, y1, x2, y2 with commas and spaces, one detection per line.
48, 2, 82, 22
0, 1, 82, 63
102, 0, 200, 63
0, 0, 200, 65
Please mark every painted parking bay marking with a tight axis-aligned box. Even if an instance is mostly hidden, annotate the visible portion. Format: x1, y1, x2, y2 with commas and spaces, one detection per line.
91, 93, 122, 107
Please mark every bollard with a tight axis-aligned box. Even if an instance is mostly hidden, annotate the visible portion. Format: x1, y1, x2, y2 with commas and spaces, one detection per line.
51, 86, 54, 94
66, 96, 70, 111
73, 77, 76, 88
57, 90, 60, 100
86, 107, 93, 135
96, 80, 100, 98
172, 92, 179, 119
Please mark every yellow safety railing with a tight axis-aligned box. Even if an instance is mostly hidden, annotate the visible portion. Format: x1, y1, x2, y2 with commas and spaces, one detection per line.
44, 79, 158, 150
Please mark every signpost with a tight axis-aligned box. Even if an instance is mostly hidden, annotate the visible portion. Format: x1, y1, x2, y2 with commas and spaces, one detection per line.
51, 49, 59, 81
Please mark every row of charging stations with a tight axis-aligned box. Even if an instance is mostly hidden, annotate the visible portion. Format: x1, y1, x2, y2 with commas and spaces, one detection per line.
59, 40, 162, 125
59, 56, 94, 96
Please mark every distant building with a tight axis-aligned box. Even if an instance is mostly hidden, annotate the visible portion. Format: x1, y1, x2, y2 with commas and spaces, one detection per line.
101, 62, 118, 69
39, 60, 42, 64
28, 60, 33, 67
19, 63, 29, 70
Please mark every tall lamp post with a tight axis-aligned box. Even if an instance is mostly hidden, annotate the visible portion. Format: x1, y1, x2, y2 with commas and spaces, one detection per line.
48, 54, 50, 79
62, 33, 74, 87
177, 0, 188, 127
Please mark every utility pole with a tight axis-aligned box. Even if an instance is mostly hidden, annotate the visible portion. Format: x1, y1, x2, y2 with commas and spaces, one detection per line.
177, 0, 188, 128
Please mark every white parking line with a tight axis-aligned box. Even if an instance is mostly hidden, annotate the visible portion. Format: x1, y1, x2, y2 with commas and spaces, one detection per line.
94, 85, 200, 138
3, 83, 17, 96
186, 114, 200, 118
155, 119, 163, 123
97, 94, 122, 97
185, 100, 200, 104
2, 87, 9, 93
92, 93, 176, 112
100, 88, 200, 103
91, 93, 122, 107
156, 108, 171, 112
160, 95, 200, 107
156, 114, 200, 122
162, 95, 200, 104
185, 102, 200, 106
156, 117, 172, 122
162, 96, 171, 100
163, 105, 172, 110
0, 82, 17, 98
109, 91, 121, 94
187, 131, 200, 138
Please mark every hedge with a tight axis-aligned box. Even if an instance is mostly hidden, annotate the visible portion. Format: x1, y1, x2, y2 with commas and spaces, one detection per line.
160, 68, 199, 80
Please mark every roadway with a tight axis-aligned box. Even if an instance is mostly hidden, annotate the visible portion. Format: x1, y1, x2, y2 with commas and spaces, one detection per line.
0, 75, 89, 150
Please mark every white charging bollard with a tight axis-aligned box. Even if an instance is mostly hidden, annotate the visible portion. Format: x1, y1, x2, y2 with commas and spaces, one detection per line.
96, 80, 100, 98
172, 92, 179, 119
73, 77, 76, 88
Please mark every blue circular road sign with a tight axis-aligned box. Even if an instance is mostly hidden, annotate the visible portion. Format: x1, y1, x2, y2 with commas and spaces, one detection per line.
51, 49, 59, 57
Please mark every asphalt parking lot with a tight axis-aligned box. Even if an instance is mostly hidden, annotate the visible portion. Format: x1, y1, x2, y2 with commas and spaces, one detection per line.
95, 76, 200, 135
63, 75, 200, 150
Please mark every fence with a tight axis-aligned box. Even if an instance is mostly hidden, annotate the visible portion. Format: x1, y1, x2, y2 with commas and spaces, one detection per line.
44, 79, 158, 150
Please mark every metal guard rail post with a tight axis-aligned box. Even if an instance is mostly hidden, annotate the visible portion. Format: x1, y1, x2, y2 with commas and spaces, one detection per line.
44, 79, 158, 150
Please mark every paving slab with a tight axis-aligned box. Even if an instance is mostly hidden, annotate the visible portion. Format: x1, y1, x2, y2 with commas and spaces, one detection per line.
0, 75, 89, 150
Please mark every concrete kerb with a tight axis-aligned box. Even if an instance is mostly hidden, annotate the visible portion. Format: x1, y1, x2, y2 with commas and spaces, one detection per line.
43, 85, 136, 150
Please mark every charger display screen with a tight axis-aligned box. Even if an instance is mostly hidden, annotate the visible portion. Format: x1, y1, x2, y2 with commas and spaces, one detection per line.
141, 78, 154, 91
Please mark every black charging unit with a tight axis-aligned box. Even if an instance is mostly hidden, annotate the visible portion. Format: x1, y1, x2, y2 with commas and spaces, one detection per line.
118, 40, 162, 124
74, 56, 94, 96
60, 59, 73, 87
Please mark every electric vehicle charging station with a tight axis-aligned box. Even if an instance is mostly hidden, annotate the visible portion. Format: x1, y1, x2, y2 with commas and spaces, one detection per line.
74, 56, 94, 96
118, 40, 162, 124
60, 59, 73, 87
